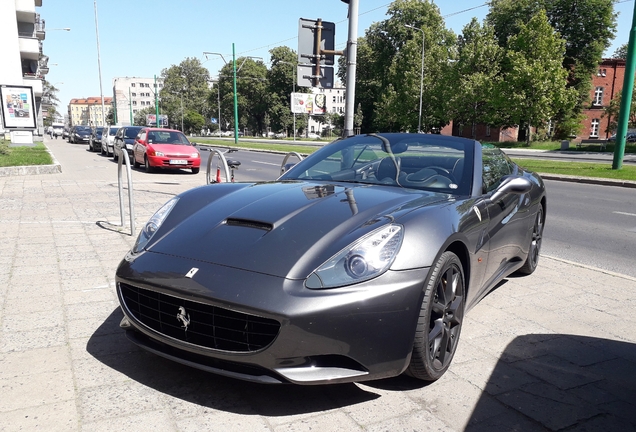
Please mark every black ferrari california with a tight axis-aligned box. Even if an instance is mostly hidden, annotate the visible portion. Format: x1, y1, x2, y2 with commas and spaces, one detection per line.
116, 133, 546, 385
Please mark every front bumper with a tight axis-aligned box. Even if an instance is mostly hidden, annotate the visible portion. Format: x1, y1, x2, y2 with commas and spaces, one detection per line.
116, 251, 428, 385
147, 155, 200, 169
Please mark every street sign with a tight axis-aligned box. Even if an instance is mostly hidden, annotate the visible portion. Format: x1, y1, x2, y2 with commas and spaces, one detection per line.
296, 64, 334, 89
210, 118, 218, 124
298, 18, 336, 66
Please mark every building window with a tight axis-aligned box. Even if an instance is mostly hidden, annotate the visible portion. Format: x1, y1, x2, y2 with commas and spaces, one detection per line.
597, 68, 607, 77
593, 87, 604, 106
145, 83, 150, 88
132, 92, 136, 97
132, 101, 137, 106
590, 119, 600, 138
131, 83, 136, 87
133, 109, 138, 113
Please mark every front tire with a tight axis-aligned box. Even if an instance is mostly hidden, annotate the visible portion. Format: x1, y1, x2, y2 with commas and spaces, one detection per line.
144, 156, 153, 173
191, 167, 200, 174
407, 251, 465, 381
516, 203, 544, 275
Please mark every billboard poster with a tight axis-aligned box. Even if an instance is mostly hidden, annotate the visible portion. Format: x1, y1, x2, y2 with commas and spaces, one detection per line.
1, 85, 37, 129
291, 93, 326, 115
146, 114, 169, 127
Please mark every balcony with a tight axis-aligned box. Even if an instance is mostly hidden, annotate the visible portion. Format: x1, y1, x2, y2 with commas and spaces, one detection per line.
19, 37, 40, 60
15, 0, 37, 23
23, 75, 43, 96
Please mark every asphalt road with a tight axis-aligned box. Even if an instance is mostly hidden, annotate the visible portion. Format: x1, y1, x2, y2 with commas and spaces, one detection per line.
541, 179, 636, 278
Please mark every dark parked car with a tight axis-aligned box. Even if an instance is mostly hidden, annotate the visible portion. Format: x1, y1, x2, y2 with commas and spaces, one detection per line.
132, 128, 201, 174
68, 125, 91, 144
116, 133, 546, 385
113, 126, 143, 161
607, 130, 636, 142
88, 126, 104, 152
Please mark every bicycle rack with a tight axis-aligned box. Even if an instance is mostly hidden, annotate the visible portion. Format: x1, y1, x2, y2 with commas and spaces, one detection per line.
116, 150, 136, 236
206, 148, 231, 184
280, 152, 304, 176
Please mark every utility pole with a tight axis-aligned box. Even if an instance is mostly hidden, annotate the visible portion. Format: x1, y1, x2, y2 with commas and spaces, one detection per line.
154, 75, 159, 127
93, 0, 106, 127
342, 0, 359, 137
128, 87, 133, 125
613, 2, 636, 169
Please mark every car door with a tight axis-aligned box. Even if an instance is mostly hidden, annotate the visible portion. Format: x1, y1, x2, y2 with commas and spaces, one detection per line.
480, 147, 529, 282
134, 131, 147, 163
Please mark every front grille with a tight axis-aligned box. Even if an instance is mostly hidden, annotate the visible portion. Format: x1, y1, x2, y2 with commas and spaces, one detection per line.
119, 283, 280, 352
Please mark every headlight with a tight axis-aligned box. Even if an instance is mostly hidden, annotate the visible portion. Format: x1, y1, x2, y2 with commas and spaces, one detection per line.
132, 197, 179, 253
191, 152, 199, 158
305, 224, 403, 289
154, 151, 165, 157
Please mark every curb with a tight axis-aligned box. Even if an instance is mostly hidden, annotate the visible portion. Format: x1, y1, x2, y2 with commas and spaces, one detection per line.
0, 141, 62, 177
538, 173, 636, 188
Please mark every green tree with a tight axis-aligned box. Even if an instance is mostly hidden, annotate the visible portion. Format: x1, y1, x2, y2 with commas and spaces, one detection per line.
603, 86, 636, 132
339, 0, 456, 133
613, 43, 628, 59
266, 46, 301, 135
487, 0, 617, 133
184, 110, 205, 134
42, 80, 61, 127
453, 19, 504, 138
499, 10, 576, 143
134, 107, 155, 126
159, 58, 211, 131
216, 58, 269, 134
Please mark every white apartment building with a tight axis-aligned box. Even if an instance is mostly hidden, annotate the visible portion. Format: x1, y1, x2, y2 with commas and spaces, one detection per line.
307, 84, 346, 136
112, 77, 163, 126
0, 0, 48, 137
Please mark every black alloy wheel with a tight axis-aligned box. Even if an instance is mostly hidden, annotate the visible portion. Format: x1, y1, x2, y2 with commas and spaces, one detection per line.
516, 203, 544, 275
407, 251, 465, 381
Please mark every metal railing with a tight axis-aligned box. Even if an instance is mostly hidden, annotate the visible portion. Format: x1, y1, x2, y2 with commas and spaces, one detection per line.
280, 152, 304, 176
206, 148, 231, 184
117, 149, 135, 236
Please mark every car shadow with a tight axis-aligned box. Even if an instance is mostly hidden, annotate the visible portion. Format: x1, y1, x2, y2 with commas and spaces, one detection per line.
86, 308, 380, 416
464, 334, 636, 430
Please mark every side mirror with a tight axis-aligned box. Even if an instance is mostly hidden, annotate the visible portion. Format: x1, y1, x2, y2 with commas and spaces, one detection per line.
490, 176, 532, 202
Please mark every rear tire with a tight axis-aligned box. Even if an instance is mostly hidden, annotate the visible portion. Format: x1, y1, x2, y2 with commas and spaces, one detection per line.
516, 203, 544, 275
407, 251, 465, 381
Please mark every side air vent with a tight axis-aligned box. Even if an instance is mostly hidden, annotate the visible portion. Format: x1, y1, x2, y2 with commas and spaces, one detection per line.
225, 218, 273, 231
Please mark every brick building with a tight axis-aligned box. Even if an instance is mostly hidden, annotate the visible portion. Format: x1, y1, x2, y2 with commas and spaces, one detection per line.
579, 58, 625, 141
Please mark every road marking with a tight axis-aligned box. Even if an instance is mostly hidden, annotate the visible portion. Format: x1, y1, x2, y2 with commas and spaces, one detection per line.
613, 211, 636, 217
251, 161, 279, 166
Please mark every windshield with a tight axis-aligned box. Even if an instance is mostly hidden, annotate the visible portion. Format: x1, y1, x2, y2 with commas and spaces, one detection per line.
124, 128, 141, 138
109, 127, 118, 135
280, 133, 474, 195
147, 131, 190, 145
76, 126, 91, 132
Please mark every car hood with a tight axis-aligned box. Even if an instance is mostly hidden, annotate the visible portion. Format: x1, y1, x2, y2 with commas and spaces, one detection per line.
149, 144, 197, 155
147, 181, 450, 279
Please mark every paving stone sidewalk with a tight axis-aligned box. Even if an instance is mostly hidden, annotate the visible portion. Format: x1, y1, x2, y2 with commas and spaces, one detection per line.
0, 137, 634, 431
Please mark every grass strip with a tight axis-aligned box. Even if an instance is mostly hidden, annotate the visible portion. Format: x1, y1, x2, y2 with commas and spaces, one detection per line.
512, 158, 636, 181
0, 141, 53, 167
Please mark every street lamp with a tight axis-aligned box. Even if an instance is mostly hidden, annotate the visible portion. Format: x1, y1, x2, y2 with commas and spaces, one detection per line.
94, 1, 106, 127
405, 24, 424, 133
203, 50, 262, 143
278, 60, 297, 141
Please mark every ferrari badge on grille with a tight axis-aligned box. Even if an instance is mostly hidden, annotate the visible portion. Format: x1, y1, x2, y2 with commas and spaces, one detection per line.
177, 306, 191, 331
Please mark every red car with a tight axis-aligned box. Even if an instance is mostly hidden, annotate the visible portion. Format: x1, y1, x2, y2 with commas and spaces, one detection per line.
132, 128, 201, 174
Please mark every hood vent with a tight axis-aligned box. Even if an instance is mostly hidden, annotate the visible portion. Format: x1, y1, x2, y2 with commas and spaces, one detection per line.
225, 218, 273, 231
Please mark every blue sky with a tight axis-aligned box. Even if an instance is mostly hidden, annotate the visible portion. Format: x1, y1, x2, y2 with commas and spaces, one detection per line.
40, 0, 634, 111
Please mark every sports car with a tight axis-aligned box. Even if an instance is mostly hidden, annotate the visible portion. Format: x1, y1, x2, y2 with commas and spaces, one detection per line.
115, 133, 546, 385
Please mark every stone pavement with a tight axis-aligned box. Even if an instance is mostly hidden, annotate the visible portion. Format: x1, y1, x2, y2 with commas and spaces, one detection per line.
0, 137, 635, 431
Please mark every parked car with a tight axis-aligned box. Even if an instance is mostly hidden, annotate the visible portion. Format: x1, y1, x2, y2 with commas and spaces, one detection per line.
62, 127, 70, 139
307, 132, 320, 139
607, 130, 636, 142
132, 128, 200, 174
52, 125, 64, 138
69, 125, 92, 144
88, 126, 104, 152
101, 125, 119, 156
115, 133, 546, 385
113, 126, 143, 161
